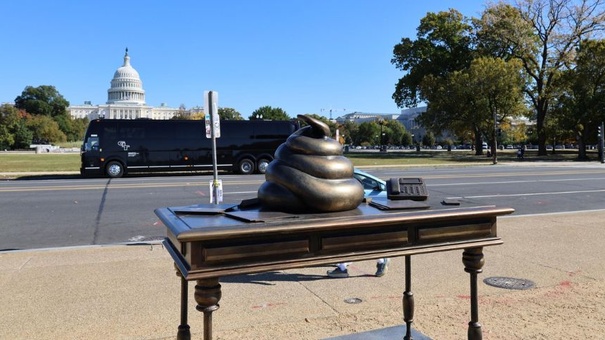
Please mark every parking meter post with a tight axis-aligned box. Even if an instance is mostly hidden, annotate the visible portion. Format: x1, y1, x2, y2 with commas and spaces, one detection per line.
205, 90, 221, 204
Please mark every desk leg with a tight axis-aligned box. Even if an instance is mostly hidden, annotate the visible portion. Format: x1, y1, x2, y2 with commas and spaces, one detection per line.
177, 274, 191, 340
173, 264, 191, 340
463, 247, 484, 340
403, 255, 414, 340
194, 278, 222, 340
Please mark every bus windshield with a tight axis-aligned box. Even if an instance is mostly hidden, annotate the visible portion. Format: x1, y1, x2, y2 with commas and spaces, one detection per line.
84, 135, 99, 151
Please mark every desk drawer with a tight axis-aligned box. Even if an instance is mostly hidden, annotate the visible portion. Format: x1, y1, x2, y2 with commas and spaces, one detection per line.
321, 230, 408, 252
193, 239, 310, 264
418, 222, 494, 243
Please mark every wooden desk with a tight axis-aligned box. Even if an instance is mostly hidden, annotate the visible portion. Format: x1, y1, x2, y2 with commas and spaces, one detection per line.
156, 199, 514, 340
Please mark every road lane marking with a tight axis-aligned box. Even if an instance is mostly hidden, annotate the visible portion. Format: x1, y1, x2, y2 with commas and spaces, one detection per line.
447, 188, 605, 199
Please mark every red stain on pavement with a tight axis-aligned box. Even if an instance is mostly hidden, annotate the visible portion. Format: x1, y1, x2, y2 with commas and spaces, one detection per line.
558, 280, 572, 289
545, 280, 574, 298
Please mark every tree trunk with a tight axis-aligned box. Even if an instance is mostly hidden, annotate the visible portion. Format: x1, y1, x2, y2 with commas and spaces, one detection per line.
536, 101, 547, 156
474, 130, 483, 156
578, 137, 588, 160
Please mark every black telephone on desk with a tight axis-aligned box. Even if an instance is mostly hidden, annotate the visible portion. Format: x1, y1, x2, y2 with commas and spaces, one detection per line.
386, 177, 429, 201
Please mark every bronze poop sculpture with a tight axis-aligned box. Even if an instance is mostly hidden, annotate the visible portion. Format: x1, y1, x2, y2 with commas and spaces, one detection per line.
257, 114, 364, 213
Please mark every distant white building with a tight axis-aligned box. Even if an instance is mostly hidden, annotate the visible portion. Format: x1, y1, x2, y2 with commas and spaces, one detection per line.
335, 107, 427, 131
68, 48, 186, 120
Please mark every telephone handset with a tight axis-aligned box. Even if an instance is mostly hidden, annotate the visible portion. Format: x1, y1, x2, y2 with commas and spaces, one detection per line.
386, 177, 429, 201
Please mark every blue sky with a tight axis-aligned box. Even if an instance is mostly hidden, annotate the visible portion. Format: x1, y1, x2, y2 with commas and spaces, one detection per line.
0, 0, 487, 119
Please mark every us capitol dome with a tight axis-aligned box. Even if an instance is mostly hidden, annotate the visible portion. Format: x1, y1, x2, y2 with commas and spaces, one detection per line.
68, 48, 201, 120
106, 48, 146, 105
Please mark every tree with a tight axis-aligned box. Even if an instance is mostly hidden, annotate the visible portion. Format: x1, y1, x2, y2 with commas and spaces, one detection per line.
422, 132, 436, 147
384, 119, 407, 145
249, 106, 289, 120
54, 112, 89, 142
12, 122, 34, 149
14, 85, 70, 117
0, 104, 33, 149
12, 85, 87, 142
401, 131, 413, 146
419, 70, 485, 153
341, 120, 360, 145
218, 107, 243, 120
26, 115, 67, 144
419, 57, 525, 155
465, 57, 525, 157
391, 9, 475, 108
0, 124, 13, 150
477, 0, 605, 155
356, 121, 381, 146
552, 39, 605, 159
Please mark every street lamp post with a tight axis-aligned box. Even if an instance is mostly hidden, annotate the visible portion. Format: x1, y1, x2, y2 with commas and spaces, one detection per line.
493, 112, 498, 165
378, 118, 386, 152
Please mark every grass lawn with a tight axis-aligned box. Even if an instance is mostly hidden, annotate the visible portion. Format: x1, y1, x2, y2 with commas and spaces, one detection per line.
0, 153, 81, 172
0, 149, 596, 174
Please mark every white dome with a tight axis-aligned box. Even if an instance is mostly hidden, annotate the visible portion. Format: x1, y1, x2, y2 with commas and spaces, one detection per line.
107, 48, 146, 105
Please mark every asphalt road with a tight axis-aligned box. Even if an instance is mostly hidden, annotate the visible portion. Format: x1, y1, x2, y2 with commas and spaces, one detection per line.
1, 162, 605, 251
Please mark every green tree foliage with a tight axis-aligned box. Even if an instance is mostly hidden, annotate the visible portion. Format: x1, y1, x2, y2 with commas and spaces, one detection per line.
340, 119, 409, 146
467, 57, 525, 153
12, 122, 34, 149
9, 85, 87, 143
249, 106, 289, 120
14, 85, 70, 117
421, 57, 524, 154
552, 39, 605, 160
391, 9, 475, 108
383, 119, 407, 145
26, 115, 67, 144
218, 107, 243, 120
476, 0, 605, 155
0, 104, 33, 149
54, 113, 89, 142
356, 121, 381, 146
422, 132, 436, 147
0, 124, 13, 150
400, 131, 413, 146
340, 120, 359, 145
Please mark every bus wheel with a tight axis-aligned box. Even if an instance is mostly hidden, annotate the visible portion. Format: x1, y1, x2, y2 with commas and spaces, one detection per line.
238, 158, 255, 175
106, 161, 124, 178
256, 158, 271, 174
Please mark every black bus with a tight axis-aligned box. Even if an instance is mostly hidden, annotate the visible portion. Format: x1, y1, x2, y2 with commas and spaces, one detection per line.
80, 118, 299, 178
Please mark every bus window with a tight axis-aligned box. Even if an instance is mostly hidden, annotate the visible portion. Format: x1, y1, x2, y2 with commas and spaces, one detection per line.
85, 135, 99, 151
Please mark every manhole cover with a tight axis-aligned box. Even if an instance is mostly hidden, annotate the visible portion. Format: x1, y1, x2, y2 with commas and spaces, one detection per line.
344, 297, 363, 304
484, 276, 535, 290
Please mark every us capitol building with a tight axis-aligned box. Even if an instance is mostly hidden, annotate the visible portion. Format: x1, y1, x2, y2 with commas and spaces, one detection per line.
68, 49, 199, 120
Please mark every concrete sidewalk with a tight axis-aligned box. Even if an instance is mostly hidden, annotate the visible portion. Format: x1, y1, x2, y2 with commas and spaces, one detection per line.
1, 211, 604, 339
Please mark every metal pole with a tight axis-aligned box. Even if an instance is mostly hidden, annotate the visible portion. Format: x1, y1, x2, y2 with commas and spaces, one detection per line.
493, 111, 498, 165
599, 122, 605, 164
209, 91, 219, 204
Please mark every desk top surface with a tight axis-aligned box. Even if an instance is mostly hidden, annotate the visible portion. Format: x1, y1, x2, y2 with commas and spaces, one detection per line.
155, 198, 515, 242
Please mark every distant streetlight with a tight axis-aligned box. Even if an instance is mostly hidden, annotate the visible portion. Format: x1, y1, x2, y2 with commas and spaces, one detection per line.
377, 118, 386, 152
493, 112, 498, 164
255, 113, 263, 120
